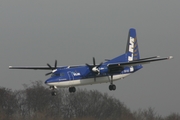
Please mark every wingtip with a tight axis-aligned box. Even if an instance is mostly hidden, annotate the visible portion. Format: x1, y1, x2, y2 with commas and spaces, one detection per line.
168, 56, 173, 59
9, 66, 12, 68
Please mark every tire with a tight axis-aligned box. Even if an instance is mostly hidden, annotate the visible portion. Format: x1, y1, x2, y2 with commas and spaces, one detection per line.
51, 91, 57, 96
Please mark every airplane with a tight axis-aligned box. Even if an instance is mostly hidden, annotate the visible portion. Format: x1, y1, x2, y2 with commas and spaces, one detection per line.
9, 28, 173, 96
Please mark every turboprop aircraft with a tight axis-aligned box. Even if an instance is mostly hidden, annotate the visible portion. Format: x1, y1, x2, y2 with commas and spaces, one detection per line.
9, 28, 173, 96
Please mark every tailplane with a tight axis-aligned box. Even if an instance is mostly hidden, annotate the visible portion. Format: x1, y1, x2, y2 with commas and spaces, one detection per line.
126, 28, 140, 61
104, 28, 141, 65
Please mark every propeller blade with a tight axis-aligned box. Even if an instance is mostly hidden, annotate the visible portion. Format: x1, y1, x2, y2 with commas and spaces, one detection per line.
94, 75, 96, 82
45, 60, 58, 76
85, 63, 91, 67
93, 57, 96, 66
97, 62, 103, 68
47, 63, 53, 70
45, 72, 52, 76
54, 60, 57, 68
85, 57, 103, 82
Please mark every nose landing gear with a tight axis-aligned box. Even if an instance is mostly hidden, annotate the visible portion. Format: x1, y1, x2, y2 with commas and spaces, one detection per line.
50, 86, 57, 96
49, 86, 76, 95
51, 91, 57, 96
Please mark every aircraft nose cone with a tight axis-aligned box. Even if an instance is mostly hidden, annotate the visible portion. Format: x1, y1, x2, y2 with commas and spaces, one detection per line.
45, 77, 59, 86
44, 79, 49, 84
45, 78, 54, 84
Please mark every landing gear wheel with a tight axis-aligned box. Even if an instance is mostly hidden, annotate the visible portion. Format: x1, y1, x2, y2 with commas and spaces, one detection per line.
109, 85, 112, 91
112, 84, 116, 90
109, 84, 116, 91
69, 87, 76, 93
51, 91, 57, 96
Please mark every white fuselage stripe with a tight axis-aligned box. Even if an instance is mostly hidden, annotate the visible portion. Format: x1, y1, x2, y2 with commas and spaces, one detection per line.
46, 74, 130, 88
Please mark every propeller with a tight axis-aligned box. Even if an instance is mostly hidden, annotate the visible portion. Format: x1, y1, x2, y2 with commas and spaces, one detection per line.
86, 57, 103, 81
45, 60, 57, 76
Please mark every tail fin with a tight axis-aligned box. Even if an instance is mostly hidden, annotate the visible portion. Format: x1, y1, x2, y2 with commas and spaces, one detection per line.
126, 28, 140, 61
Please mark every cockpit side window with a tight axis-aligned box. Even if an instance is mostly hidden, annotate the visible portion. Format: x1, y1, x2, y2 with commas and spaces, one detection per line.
60, 73, 64, 76
51, 73, 65, 77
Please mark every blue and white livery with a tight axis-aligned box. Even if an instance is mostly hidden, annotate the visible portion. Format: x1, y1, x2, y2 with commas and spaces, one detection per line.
9, 28, 173, 96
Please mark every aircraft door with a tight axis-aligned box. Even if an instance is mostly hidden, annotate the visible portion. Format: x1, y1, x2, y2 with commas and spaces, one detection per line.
67, 71, 74, 80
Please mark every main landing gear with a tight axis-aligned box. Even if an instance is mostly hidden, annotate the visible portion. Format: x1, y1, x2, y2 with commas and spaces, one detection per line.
109, 84, 116, 91
69, 87, 76, 93
108, 75, 116, 91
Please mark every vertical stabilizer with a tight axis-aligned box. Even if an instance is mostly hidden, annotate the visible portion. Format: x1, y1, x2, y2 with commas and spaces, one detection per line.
126, 28, 140, 61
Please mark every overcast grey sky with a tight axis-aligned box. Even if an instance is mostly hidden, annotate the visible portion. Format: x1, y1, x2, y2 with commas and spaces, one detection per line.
0, 0, 179, 116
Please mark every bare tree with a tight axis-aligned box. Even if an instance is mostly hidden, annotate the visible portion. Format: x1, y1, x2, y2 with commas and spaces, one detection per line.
165, 113, 180, 120
60, 89, 133, 120
133, 108, 164, 120
0, 87, 17, 120
0, 81, 179, 120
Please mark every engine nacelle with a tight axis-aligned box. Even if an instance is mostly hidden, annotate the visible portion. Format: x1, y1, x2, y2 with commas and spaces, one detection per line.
92, 67, 100, 75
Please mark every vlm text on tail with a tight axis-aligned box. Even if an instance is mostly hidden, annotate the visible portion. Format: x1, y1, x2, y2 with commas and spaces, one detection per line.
126, 28, 140, 61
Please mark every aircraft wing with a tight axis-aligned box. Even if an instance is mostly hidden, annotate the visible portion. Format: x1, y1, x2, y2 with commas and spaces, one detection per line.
9, 66, 56, 70
108, 56, 173, 68
9, 65, 85, 70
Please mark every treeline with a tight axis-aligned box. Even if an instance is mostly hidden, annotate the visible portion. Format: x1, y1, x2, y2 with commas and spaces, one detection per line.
0, 81, 179, 120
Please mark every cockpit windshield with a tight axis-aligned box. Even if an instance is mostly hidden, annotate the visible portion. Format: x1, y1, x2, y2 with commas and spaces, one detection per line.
51, 73, 64, 77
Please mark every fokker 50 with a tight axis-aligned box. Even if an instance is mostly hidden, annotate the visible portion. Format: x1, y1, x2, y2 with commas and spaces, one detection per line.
9, 28, 173, 96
